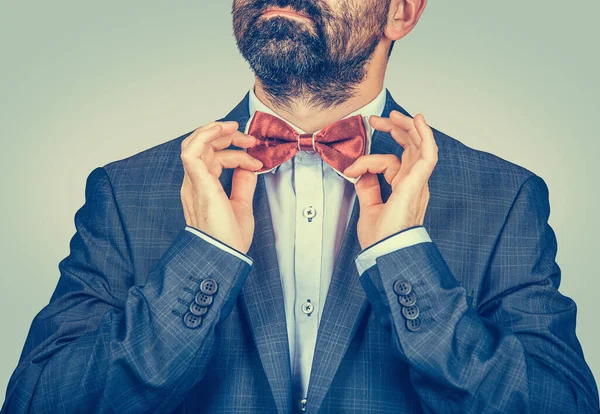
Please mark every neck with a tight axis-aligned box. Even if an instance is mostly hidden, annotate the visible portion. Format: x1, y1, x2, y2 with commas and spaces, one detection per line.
253, 41, 389, 134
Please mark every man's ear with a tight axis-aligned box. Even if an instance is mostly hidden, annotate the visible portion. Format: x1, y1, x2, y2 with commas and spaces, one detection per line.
384, 0, 427, 41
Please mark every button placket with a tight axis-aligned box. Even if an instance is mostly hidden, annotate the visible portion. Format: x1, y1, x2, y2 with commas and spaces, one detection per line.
292, 154, 323, 401
301, 300, 314, 316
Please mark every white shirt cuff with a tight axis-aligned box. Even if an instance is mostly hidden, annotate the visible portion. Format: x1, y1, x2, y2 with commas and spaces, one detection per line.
185, 226, 253, 267
354, 227, 431, 276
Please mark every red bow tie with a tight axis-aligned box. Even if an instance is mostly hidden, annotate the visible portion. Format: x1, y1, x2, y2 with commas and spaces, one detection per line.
246, 111, 367, 175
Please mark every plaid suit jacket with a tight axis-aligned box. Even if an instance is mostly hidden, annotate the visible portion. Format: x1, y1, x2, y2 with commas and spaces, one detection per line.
2, 90, 599, 413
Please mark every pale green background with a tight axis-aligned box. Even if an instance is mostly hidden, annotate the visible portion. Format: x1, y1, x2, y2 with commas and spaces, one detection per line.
1, 0, 598, 406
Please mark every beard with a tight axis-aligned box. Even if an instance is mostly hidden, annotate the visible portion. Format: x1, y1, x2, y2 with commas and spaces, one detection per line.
232, 0, 389, 110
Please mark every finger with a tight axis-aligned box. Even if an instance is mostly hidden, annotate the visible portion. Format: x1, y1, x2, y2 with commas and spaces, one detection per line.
181, 128, 255, 190
183, 122, 244, 162
354, 172, 382, 209
230, 166, 258, 213
183, 122, 232, 150
232, 132, 258, 149
195, 120, 239, 134
211, 131, 257, 151
384, 110, 414, 130
182, 121, 239, 151
214, 149, 263, 171
408, 122, 437, 184
344, 154, 401, 182
369, 116, 414, 149
389, 111, 422, 147
182, 124, 224, 157
414, 114, 438, 165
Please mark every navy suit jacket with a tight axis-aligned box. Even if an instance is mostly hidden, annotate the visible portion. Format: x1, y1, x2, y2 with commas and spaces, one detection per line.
2, 90, 599, 413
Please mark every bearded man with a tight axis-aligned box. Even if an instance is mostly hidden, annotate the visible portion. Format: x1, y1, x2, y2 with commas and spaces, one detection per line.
2, 0, 598, 413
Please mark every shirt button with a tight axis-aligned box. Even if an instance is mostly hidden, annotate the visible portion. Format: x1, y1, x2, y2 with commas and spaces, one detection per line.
302, 206, 317, 221
301, 301, 314, 316
299, 398, 307, 412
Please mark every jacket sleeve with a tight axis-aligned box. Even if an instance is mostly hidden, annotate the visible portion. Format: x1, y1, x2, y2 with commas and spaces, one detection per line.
185, 226, 253, 266
354, 226, 431, 276
357, 174, 600, 413
1, 166, 253, 413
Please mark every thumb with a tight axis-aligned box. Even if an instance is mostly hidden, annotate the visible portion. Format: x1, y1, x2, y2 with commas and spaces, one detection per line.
354, 172, 382, 210
230, 167, 258, 212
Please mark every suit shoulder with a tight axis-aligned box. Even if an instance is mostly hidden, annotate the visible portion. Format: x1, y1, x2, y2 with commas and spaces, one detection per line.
432, 126, 539, 192
99, 128, 196, 186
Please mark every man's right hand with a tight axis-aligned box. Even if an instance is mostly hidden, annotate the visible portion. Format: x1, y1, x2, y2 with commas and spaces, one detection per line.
180, 121, 263, 255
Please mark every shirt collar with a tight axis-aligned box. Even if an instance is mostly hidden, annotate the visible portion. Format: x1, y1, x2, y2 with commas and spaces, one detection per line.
244, 85, 388, 182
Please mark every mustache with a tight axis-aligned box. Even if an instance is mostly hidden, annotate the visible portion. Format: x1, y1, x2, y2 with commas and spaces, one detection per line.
243, 0, 325, 21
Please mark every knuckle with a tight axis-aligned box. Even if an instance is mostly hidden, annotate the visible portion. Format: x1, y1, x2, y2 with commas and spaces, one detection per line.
180, 151, 193, 162
201, 122, 219, 130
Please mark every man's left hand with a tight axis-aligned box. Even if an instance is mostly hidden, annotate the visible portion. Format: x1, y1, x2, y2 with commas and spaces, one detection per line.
343, 110, 438, 251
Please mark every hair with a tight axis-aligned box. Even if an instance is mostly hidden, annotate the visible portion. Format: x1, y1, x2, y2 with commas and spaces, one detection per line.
387, 40, 396, 58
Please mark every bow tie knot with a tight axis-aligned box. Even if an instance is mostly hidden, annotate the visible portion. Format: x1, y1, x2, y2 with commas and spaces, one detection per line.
298, 133, 316, 151
246, 110, 367, 178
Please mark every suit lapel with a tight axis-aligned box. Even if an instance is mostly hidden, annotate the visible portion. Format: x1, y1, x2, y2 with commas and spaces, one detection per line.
240, 173, 294, 414
215, 90, 412, 414
217, 93, 293, 414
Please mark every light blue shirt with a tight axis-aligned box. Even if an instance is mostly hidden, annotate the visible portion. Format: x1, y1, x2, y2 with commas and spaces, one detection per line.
185, 85, 431, 407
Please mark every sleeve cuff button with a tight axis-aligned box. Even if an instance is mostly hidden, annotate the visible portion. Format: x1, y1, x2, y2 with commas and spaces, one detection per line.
393, 280, 412, 295
402, 304, 420, 320
183, 312, 203, 329
398, 291, 417, 307
406, 317, 422, 332
200, 279, 219, 295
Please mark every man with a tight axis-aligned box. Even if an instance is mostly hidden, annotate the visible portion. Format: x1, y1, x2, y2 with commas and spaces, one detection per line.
2, 0, 598, 412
